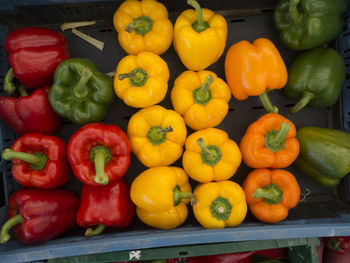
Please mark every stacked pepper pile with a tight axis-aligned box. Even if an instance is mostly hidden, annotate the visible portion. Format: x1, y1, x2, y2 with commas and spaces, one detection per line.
0, 0, 349, 245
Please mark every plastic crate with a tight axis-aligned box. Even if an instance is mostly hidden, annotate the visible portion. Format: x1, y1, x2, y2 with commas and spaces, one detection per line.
0, 0, 350, 262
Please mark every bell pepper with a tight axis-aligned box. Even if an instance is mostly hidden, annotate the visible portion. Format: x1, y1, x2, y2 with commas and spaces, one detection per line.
76, 178, 134, 237
192, 181, 247, 229
171, 70, 231, 130
0, 188, 79, 244
113, 0, 173, 55
242, 169, 300, 223
173, 0, 227, 71
325, 236, 350, 255
182, 128, 241, 183
2, 133, 71, 189
284, 48, 345, 113
48, 58, 114, 125
0, 85, 61, 135
127, 105, 187, 168
273, 0, 347, 50
67, 123, 131, 186
4, 27, 69, 89
130, 166, 195, 230
294, 127, 350, 187
240, 113, 299, 169
115, 52, 169, 108
224, 38, 288, 113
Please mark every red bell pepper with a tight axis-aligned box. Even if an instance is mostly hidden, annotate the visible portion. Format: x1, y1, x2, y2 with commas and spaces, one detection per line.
76, 178, 135, 236
2, 133, 71, 189
67, 123, 131, 186
325, 236, 350, 255
0, 85, 61, 135
4, 27, 69, 90
0, 188, 79, 244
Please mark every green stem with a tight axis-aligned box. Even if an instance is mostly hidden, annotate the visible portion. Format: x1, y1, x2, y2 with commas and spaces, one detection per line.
193, 75, 214, 105
147, 126, 173, 145
188, 0, 209, 33
289, 0, 303, 25
265, 123, 291, 152
17, 85, 28, 97
173, 185, 197, 206
4, 68, 16, 94
253, 184, 282, 205
89, 146, 112, 185
118, 68, 148, 87
210, 197, 232, 221
0, 214, 24, 244
125, 15, 153, 35
259, 90, 279, 113
118, 72, 136, 81
2, 149, 48, 170
290, 91, 315, 114
157, 126, 173, 134
85, 223, 105, 237
73, 67, 93, 101
197, 138, 222, 167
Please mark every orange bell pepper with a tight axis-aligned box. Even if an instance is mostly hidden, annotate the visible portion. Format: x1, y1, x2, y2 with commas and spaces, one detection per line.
240, 113, 299, 169
224, 38, 287, 113
242, 168, 300, 223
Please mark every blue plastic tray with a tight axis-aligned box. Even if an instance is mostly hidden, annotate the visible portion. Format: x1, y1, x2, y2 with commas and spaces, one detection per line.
0, 1, 350, 262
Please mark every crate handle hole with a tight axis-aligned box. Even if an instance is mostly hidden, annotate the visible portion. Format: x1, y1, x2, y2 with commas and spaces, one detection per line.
228, 108, 234, 112
252, 106, 264, 110
179, 251, 188, 256
231, 19, 245, 23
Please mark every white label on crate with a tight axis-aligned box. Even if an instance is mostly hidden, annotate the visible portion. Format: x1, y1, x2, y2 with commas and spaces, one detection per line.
129, 250, 141, 260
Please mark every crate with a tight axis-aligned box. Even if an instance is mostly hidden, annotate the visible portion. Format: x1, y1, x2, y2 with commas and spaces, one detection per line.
0, 0, 350, 262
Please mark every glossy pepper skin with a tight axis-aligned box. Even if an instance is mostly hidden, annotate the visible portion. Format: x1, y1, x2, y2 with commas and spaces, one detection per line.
4, 27, 69, 89
273, 0, 347, 50
0, 188, 79, 244
240, 113, 299, 169
294, 127, 350, 187
173, 0, 227, 71
48, 58, 114, 125
127, 105, 187, 168
0, 86, 61, 135
183, 128, 241, 183
171, 70, 231, 130
2, 133, 71, 189
224, 38, 288, 113
285, 48, 345, 113
193, 181, 247, 229
115, 52, 169, 108
113, 0, 173, 55
243, 169, 300, 224
67, 123, 131, 186
76, 178, 134, 237
130, 166, 195, 230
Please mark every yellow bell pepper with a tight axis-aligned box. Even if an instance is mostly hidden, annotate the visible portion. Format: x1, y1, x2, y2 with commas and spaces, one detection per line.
127, 105, 187, 167
183, 128, 241, 183
193, 181, 247, 229
130, 166, 196, 229
173, 0, 227, 71
113, 0, 173, 55
115, 52, 169, 108
171, 70, 231, 130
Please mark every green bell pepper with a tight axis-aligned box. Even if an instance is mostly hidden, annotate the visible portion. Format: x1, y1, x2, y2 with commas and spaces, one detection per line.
49, 58, 114, 124
295, 127, 350, 187
284, 48, 345, 113
273, 0, 347, 50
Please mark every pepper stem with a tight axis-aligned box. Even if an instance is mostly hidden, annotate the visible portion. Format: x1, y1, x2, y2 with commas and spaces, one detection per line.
125, 15, 153, 35
85, 223, 106, 237
259, 90, 279, 113
173, 185, 197, 206
188, 0, 209, 33
4, 68, 16, 94
253, 184, 282, 205
2, 149, 48, 170
193, 75, 214, 106
289, 0, 303, 25
17, 85, 28, 97
73, 67, 93, 101
147, 126, 173, 145
265, 123, 291, 152
0, 214, 24, 244
290, 91, 315, 114
210, 197, 232, 221
89, 146, 112, 185
118, 68, 148, 87
197, 138, 222, 167
118, 72, 136, 81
